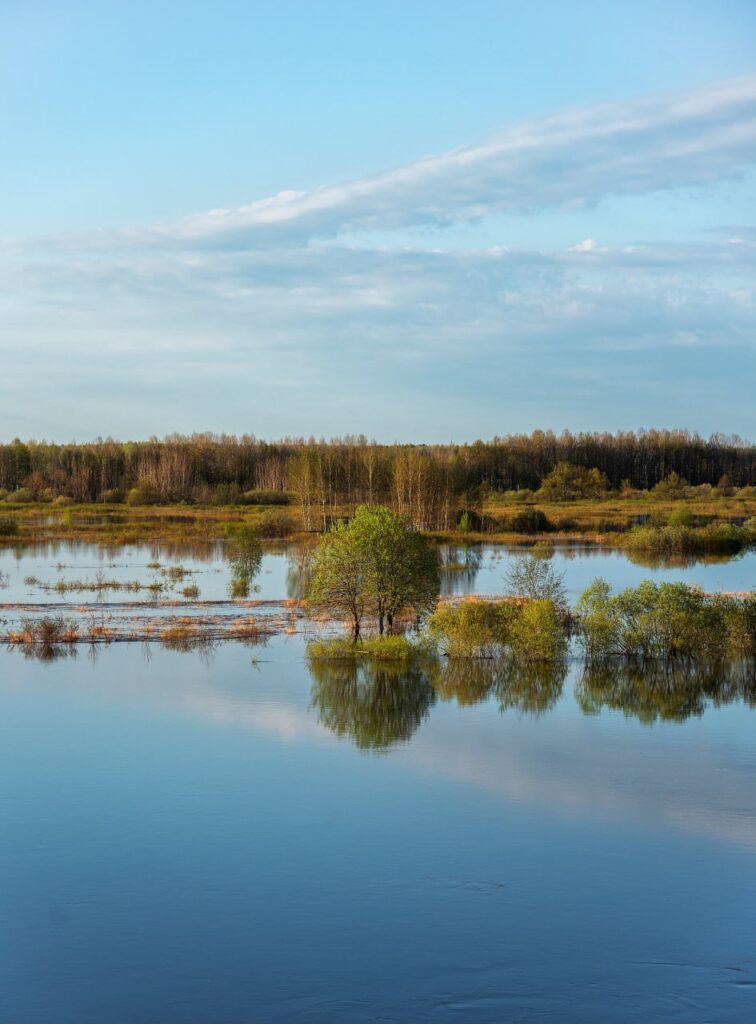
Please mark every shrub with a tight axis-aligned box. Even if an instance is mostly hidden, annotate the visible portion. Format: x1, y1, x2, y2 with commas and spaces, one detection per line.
8, 488, 34, 503
52, 495, 74, 506
427, 599, 516, 658
101, 488, 124, 504
537, 463, 609, 501
667, 506, 695, 528
307, 635, 415, 661
574, 580, 742, 661
253, 509, 297, 538
509, 600, 568, 662
242, 490, 291, 506
508, 508, 553, 534
0, 517, 19, 538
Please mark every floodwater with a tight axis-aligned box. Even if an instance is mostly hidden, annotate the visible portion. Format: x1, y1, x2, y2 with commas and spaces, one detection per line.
1, 541, 755, 1022
2, 540, 755, 606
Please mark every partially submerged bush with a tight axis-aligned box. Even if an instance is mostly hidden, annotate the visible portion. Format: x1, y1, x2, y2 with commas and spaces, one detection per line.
575, 579, 756, 661
427, 599, 515, 658
307, 635, 415, 661
622, 523, 750, 560
427, 597, 567, 663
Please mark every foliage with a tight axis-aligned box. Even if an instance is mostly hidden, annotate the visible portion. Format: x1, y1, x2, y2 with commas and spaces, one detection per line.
574, 580, 756, 661
223, 522, 263, 597
308, 657, 436, 750
427, 596, 567, 663
509, 599, 568, 662
651, 471, 688, 499
667, 506, 695, 528
537, 462, 609, 501
307, 522, 372, 636
306, 635, 415, 661
427, 599, 515, 658
504, 554, 567, 607
307, 505, 440, 636
622, 523, 750, 560
507, 508, 553, 533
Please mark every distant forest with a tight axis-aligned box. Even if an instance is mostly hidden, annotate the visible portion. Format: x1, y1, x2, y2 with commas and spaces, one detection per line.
1, 431, 754, 530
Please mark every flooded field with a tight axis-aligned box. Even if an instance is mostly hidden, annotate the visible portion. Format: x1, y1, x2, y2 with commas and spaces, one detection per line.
1, 539, 755, 1021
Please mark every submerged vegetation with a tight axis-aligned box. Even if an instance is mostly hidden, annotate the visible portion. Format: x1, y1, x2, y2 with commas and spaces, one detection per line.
574, 580, 756, 661
621, 522, 752, 561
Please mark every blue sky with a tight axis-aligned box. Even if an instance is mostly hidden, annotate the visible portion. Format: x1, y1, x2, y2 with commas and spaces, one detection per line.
1, 0, 755, 441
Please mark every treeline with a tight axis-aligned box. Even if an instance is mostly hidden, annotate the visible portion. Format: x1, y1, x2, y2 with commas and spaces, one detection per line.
0, 431, 754, 529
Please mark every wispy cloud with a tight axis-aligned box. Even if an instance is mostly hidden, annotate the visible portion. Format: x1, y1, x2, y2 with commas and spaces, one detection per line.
1, 76, 755, 438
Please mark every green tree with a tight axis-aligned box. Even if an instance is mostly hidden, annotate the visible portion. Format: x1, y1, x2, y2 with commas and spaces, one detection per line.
349, 505, 440, 634
307, 521, 370, 637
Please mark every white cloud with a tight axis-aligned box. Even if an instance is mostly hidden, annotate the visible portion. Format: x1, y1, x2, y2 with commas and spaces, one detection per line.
1, 76, 755, 438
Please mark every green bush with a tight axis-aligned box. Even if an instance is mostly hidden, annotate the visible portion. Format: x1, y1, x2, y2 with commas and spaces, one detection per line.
509, 599, 568, 662
253, 509, 297, 538
242, 490, 292, 506
307, 635, 415, 661
7, 488, 34, 504
574, 580, 754, 660
508, 508, 553, 534
667, 506, 695, 528
427, 599, 516, 658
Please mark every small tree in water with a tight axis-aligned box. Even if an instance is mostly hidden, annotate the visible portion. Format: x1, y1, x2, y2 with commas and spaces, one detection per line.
505, 554, 567, 609
308, 505, 440, 638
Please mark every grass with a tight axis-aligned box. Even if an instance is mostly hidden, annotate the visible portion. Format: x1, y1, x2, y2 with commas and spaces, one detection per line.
2, 493, 756, 548
307, 635, 416, 661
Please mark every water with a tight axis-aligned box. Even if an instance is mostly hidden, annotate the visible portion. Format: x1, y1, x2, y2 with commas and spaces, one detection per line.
1, 541, 755, 1021
2, 540, 754, 607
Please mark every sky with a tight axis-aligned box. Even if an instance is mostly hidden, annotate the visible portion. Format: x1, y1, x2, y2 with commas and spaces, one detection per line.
1, 0, 755, 442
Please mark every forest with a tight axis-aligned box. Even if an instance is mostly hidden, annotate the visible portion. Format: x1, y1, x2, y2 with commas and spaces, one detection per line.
0, 430, 754, 533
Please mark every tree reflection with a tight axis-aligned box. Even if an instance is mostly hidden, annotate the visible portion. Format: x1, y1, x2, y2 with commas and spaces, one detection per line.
576, 659, 756, 724
438, 544, 484, 595
427, 657, 497, 706
308, 658, 436, 750
496, 660, 567, 718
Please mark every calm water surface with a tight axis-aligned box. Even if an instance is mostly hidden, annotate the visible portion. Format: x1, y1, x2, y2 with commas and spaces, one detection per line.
1, 541, 755, 1021
2, 540, 755, 605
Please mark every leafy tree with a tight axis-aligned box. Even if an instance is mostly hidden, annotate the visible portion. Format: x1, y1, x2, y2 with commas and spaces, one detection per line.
308, 505, 440, 637
307, 521, 370, 637
538, 462, 609, 501
349, 505, 440, 634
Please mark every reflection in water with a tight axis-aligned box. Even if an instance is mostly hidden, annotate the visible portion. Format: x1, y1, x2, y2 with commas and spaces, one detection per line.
309, 651, 756, 744
496, 660, 568, 717
427, 657, 567, 716
428, 657, 497, 705
285, 541, 314, 599
576, 659, 756, 724
438, 544, 484, 595
309, 658, 436, 750
624, 548, 748, 570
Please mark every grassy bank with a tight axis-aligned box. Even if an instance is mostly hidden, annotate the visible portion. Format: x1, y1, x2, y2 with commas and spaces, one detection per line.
2, 493, 756, 548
